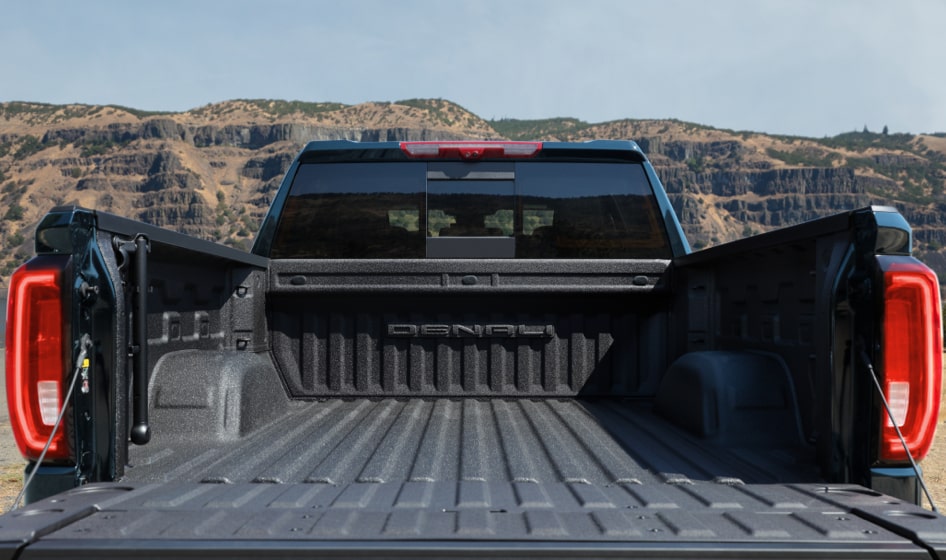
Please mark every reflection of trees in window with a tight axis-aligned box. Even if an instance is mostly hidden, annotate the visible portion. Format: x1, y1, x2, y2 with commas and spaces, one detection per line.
388, 210, 419, 232
484, 209, 513, 236
428, 193, 513, 237
516, 194, 670, 258
523, 207, 554, 235
427, 210, 455, 237
272, 193, 424, 258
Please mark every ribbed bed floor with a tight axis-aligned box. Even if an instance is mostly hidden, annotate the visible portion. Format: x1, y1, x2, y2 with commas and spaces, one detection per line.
125, 399, 820, 486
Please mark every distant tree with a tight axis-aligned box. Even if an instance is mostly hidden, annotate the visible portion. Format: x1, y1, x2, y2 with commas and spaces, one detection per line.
863, 125, 870, 134
882, 125, 889, 136
3, 204, 24, 221
685, 155, 705, 174
13, 135, 44, 159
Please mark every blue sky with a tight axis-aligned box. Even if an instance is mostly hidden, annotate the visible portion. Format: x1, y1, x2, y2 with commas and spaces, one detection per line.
2, 0, 944, 137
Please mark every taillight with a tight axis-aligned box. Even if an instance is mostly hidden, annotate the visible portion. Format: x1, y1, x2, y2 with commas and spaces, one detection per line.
5, 255, 72, 461
400, 141, 542, 160
878, 256, 942, 462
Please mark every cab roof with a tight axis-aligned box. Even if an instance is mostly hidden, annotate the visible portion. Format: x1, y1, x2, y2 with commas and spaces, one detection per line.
297, 140, 648, 163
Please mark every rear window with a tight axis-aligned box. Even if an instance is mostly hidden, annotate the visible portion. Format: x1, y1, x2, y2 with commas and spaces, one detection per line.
269, 161, 671, 259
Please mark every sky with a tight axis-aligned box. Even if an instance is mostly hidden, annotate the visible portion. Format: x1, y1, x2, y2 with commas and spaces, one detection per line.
1, 0, 944, 138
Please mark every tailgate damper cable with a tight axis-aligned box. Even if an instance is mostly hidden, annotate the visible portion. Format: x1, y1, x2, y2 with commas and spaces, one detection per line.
858, 343, 939, 513
7, 334, 92, 512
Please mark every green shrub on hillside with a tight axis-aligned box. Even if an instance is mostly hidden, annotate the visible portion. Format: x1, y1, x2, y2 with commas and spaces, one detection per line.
104, 105, 173, 118
820, 130, 915, 152
489, 117, 591, 140
3, 204, 24, 221
14, 135, 46, 159
394, 98, 469, 127
1, 102, 59, 119
766, 148, 840, 167
685, 156, 706, 173
238, 99, 346, 117
79, 139, 115, 157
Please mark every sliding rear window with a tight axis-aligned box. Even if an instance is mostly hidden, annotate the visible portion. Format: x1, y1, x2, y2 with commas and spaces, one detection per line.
269, 161, 671, 259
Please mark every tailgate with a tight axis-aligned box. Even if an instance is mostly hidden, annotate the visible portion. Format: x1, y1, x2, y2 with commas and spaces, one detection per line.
2, 481, 945, 559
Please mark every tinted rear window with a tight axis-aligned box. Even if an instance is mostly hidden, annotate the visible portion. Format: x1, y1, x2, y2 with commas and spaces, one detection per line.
269, 161, 671, 259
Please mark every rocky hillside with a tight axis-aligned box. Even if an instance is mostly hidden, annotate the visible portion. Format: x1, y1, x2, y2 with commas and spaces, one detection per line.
0, 99, 496, 279
1, 98, 945, 287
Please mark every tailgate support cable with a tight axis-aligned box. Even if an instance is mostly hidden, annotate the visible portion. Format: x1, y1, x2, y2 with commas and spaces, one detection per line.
858, 343, 938, 513
8, 335, 92, 512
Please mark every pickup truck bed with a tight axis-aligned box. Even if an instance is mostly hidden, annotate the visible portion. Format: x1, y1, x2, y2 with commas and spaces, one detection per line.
17, 398, 922, 557
6, 142, 946, 558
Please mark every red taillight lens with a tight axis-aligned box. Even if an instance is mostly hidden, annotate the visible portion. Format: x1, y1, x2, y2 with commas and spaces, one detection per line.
400, 141, 542, 160
5, 255, 72, 462
878, 256, 942, 462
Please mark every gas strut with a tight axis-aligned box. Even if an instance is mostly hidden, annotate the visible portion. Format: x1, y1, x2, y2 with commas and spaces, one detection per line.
116, 235, 151, 445
130, 235, 151, 444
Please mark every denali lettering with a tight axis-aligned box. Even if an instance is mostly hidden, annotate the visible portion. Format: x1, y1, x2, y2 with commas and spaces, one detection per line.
387, 324, 555, 338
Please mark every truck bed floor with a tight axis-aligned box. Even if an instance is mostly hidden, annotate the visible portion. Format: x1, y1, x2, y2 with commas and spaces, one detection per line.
6, 478, 934, 555
126, 398, 820, 486
6, 399, 937, 556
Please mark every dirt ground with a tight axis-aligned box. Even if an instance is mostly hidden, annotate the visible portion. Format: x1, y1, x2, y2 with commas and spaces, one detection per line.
924, 428, 946, 509
1, 361, 25, 511
920, 372, 946, 510
0, 463, 20, 511
2, 364, 946, 513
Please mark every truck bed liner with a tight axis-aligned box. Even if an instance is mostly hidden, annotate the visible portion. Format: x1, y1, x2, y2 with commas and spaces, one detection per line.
6, 399, 944, 557
125, 399, 818, 486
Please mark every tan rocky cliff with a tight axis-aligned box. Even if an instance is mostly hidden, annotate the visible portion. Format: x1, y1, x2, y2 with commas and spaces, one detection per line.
1, 99, 944, 288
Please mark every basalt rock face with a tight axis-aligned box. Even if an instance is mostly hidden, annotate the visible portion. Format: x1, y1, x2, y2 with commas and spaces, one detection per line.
637, 138, 748, 163
659, 166, 862, 197
899, 205, 946, 250
40, 116, 483, 152
656, 165, 876, 245
135, 190, 208, 234
1, 100, 944, 287
242, 153, 295, 182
